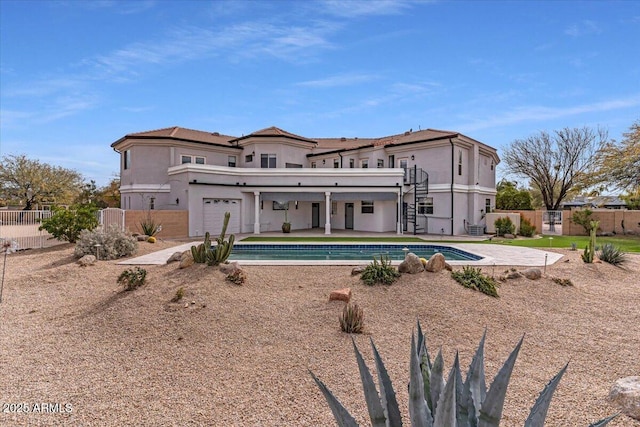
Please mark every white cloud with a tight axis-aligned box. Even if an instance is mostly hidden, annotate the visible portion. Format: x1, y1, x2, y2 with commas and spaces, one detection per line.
296, 73, 379, 88
319, 0, 420, 17
565, 20, 602, 37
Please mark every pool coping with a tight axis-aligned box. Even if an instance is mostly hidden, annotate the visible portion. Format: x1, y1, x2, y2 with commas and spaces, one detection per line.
119, 242, 565, 267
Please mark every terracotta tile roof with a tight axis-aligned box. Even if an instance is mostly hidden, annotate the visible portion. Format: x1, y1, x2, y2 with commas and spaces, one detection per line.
312, 129, 459, 152
229, 126, 317, 144
120, 126, 236, 145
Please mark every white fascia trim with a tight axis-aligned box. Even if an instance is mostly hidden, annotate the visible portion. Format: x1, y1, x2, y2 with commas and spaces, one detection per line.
120, 184, 171, 193
167, 164, 405, 178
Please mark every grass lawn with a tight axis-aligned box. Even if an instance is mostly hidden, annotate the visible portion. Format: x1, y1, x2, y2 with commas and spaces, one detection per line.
482, 234, 640, 252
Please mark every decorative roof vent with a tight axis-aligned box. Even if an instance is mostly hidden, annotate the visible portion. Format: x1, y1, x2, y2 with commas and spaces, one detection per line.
404, 131, 410, 136
212, 132, 220, 136
340, 137, 346, 141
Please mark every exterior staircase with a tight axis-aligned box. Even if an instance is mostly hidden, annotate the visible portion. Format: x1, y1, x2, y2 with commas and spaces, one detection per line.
405, 165, 429, 235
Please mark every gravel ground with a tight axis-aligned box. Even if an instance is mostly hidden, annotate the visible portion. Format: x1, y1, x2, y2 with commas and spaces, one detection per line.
0, 241, 638, 426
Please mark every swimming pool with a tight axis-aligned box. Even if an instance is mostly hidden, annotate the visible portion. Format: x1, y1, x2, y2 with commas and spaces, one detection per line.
228, 244, 483, 262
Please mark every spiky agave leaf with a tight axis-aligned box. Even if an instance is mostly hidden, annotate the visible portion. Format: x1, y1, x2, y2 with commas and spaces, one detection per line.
433, 355, 458, 426
370, 338, 403, 427
309, 370, 359, 427
430, 349, 445, 416
465, 329, 488, 423
524, 363, 568, 427
478, 335, 524, 427
409, 333, 433, 427
351, 338, 386, 427
420, 340, 433, 415
454, 352, 472, 427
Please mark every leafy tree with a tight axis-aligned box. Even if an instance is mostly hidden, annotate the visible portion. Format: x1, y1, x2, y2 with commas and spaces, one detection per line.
502, 127, 608, 210
38, 204, 99, 243
74, 177, 120, 208
622, 191, 640, 210
570, 208, 595, 234
495, 180, 533, 210
595, 120, 640, 192
0, 154, 83, 210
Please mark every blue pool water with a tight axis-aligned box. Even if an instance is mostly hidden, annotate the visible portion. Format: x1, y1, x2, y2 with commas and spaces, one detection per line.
228, 244, 482, 261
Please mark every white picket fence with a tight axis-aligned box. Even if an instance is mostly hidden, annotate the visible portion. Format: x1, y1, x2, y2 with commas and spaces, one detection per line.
0, 210, 56, 250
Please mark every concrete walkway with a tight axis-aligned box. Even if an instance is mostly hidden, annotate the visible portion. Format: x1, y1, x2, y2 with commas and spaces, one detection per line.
119, 240, 565, 267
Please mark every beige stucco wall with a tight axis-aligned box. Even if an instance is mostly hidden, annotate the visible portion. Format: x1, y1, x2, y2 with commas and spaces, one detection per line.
124, 210, 189, 238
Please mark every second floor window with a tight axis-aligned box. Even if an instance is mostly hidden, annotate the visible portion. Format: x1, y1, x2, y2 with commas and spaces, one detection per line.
261, 154, 276, 168
181, 155, 205, 164
123, 150, 131, 170
417, 197, 433, 215
377, 159, 384, 168
361, 159, 368, 168
349, 159, 355, 168
228, 156, 237, 167
333, 159, 339, 168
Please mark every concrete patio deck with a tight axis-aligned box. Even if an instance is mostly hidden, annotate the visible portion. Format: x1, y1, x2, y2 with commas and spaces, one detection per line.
120, 231, 565, 267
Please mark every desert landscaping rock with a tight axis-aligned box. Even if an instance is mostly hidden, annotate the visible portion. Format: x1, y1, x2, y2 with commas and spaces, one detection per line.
398, 252, 424, 274
136, 235, 150, 241
219, 261, 241, 275
351, 265, 367, 275
179, 253, 194, 269
329, 287, 351, 303
1, 242, 638, 426
77, 254, 96, 266
609, 376, 640, 421
522, 268, 542, 280
425, 252, 447, 272
166, 251, 183, 263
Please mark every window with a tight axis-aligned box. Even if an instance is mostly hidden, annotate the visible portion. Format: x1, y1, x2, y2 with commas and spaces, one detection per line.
388, 154, 395, 168
123, 150, 131, 170
181, 155, 205, 164
361, 201, 374, 214
490, 160, 494, 171
261, 154, 277, 168
333, 159, 339, 168
245, 154, 254, 162
285, 163, 303, 168
377, 159, 384, 168
417, 197, 433, 215
400, 158, 408, 182
331, 201, 337, 215
485, 199, 491, 214
458, 150, 463, 176
361, 159, 368, 168
228, 156, 237, 167
349, 159, 355, 168
272, 201, 289, 210
149, 197, 155, 210
311, 161, 316, 168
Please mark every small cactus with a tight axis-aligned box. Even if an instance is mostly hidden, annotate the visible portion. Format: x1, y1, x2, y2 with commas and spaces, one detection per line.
189, 212, 236, 266
339, 303, 364, 334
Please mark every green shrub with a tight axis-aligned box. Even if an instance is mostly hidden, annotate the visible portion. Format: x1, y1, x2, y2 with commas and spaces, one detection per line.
226, 269, 247, 285
598, 243, 627, 266
74, 224, 138, 259
117, 267, 146, 291
451, 265, 499, 297
518, 215, 536, 237
571, 208, 595, 234
311, 321, 618, 427
38, 204, 99, 243
339, 302, 364, 334
360, 255, 400, 286
172, 287, 185, 302
494, 216, 515, 236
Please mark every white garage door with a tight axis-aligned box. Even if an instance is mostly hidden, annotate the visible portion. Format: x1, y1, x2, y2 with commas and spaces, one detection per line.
203, 199, 241, 235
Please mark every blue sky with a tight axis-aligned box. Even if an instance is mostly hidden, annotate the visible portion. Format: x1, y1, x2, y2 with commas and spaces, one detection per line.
1, 0, 639, 186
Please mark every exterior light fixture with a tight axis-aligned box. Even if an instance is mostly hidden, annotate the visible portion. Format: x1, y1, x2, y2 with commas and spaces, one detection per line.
411, 155, 415, 160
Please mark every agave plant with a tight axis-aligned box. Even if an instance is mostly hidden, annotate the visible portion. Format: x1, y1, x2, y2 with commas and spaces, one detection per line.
310, 321, 618, 426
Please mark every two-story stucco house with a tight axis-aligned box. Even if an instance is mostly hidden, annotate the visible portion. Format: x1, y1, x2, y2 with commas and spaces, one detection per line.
111, 126, 499, 236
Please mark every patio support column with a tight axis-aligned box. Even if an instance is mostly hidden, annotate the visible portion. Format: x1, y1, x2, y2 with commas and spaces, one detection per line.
253, 191, 260, 234
397, 190, 402, 234
324, 191, 331, 234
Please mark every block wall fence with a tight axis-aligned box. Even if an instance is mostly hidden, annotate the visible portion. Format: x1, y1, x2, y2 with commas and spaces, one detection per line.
124, 210, 189, 239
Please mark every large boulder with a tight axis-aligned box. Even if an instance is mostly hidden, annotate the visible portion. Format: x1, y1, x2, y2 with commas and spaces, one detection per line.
522, 268, 542, 280
329, 288, 352, 303
179, 252, 194, 269
219, 261, 241, 275
77, 255, 96, 267
166, 252, 183, 264
398, 252, 424, 274
425, 253, 447, 273
609, 376, 640, 420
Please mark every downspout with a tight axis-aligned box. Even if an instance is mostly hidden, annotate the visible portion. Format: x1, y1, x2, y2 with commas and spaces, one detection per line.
338, 152, 343, 168
450, 138, 454, 236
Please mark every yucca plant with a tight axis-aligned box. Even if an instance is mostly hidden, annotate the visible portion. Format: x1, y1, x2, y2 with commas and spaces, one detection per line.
598, 243, 627, 266
340, 303, 365, 334
310, 320, 618, 427
581, 220, 599, 263
361, 255, 400, 286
